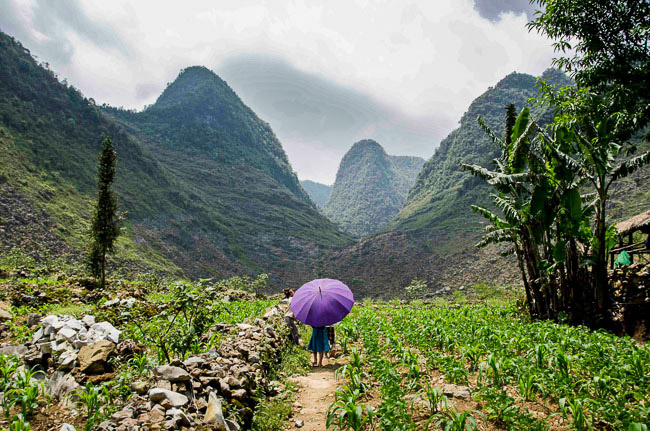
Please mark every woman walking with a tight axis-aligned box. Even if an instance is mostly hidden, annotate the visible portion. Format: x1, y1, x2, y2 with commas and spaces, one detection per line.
290, 279, 354, 366
307, 326, 330, 366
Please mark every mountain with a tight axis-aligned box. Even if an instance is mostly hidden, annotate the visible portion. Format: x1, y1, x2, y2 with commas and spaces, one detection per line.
300, 180, 331, 207
316, 70, 572, 297
322, 140, 424, 236
0, 32, 351, 284
393, 70, 571, 233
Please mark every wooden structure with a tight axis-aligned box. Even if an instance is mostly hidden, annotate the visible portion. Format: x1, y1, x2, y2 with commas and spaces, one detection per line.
610, 209, 650, 268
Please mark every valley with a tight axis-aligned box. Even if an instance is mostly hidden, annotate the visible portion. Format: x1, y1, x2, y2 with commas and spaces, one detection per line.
1, 1, 650, 430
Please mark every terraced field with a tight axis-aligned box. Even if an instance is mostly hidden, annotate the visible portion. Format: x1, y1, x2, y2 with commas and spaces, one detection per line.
329, 303, 650, 430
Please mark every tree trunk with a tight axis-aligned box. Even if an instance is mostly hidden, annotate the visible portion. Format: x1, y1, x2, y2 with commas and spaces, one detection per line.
101, 253, 106, 290
593, 198, 610, 314
515, 245, 534, 316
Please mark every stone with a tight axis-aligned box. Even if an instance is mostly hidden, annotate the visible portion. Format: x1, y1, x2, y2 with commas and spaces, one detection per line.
31, 327, 44, 344
56, 327, 77, 342
218, 378, 231, 396
60, 424, 76, 431
0, 309, 12, 322
263, 308, 279, 319
295, 419, 304, 428
226, 419, 241, 431
54, 341, 73, 354
96, 421, 113, 431
442, 384, 471, 400
0, 344, 28, 358
38, 341, 53, 355
236, 323, 253, 331
196, 397, 208, 411
42, 315, 63, 329
103, 298, 120, 308
27, 313, 42, 327
89, 321, 121, 344
57, 350, 77, 371
154, 365, 191, 382
64, 319, 84, 331
111, 408, 135, 420
224, 376, 242, 389
231, 389, 247, 401
184, 356, 205, 368
82, 315, 96, 327
167, 408, 191, 426
78, 340, 115, 374
49, 371, 79, 399
160, 398, 173, 410
248, 352, 260, 363
149, 408, 165, 423
130, 381, 149, 395
203, 392, 227, 430
0, 301, 11, 321
148, 388, 189, 408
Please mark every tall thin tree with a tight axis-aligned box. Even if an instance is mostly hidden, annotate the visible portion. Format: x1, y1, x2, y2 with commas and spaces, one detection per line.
87, 137, 121, 289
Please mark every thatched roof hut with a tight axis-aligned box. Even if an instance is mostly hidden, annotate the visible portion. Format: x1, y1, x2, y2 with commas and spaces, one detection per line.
616, 209, 650, 235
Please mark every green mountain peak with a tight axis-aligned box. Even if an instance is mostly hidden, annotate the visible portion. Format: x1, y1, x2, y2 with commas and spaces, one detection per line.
323, 139, 424, 237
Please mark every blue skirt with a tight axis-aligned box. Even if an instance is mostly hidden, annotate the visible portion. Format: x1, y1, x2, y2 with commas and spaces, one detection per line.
308, 327, 330, 352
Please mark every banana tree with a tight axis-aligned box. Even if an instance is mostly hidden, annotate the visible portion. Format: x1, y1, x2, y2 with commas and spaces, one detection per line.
546, 89, 650, 313
462, 106, 559, 318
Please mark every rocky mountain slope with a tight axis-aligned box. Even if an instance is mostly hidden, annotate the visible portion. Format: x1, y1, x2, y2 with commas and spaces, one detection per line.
322, 140, 424, 236
317, 71, 572, 297
300, 180, 331, 208
0, 32, 351, 284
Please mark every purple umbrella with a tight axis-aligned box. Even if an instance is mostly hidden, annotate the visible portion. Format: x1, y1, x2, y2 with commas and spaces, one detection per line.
290, 278, 354, 327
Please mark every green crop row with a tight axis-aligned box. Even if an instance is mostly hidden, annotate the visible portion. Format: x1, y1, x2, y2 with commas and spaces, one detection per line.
332, 303, 649, 430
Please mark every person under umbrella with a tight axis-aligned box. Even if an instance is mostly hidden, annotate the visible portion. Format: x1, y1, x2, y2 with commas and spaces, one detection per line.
290, 278, 354, 367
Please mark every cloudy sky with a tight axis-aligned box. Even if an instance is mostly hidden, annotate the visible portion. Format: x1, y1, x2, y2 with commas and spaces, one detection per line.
0, 0, 554, 184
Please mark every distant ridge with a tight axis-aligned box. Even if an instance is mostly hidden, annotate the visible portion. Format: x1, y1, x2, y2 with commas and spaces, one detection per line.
300, 180, 331, 208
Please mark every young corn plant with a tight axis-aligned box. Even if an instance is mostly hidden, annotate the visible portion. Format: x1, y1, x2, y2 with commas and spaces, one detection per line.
437, 409, 480, 431
327, 387, 374, 431
74, 382, 104, 431
559, 398, 592, 431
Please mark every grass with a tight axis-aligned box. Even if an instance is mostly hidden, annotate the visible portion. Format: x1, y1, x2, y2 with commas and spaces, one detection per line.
251, 329, 310, 431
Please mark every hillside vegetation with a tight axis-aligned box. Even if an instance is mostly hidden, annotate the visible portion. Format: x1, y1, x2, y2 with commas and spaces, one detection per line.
393, 70, 570, 234
323, 140, 424, 236
0, 32, 351, 285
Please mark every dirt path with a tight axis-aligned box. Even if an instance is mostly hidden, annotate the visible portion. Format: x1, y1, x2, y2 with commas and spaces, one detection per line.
289, 364, 340, 430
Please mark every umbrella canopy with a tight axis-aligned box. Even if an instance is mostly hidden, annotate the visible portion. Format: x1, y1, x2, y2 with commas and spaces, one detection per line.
290, 278, 354, 327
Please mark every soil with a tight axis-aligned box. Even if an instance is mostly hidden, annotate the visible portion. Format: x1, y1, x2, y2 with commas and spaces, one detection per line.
289, 363, 341, 431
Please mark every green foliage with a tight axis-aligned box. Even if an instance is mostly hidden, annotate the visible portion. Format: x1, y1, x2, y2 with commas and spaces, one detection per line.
528, 0, 650, 129
323, 139, 424, 236
404, 279, 427, 300
74, 382, 113, 431
0, 355, 47, 428
126, 276, 274, 362
87, 137, 122, 288
337, 302, 650, 429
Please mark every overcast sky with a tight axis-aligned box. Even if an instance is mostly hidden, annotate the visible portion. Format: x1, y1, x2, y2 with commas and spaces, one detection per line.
0, 0, 555, 184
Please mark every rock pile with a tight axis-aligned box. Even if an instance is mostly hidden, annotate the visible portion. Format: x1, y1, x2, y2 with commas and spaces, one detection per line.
98, 304, 288, 431
610, 262, 650, 340
0, 314, 122, 400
